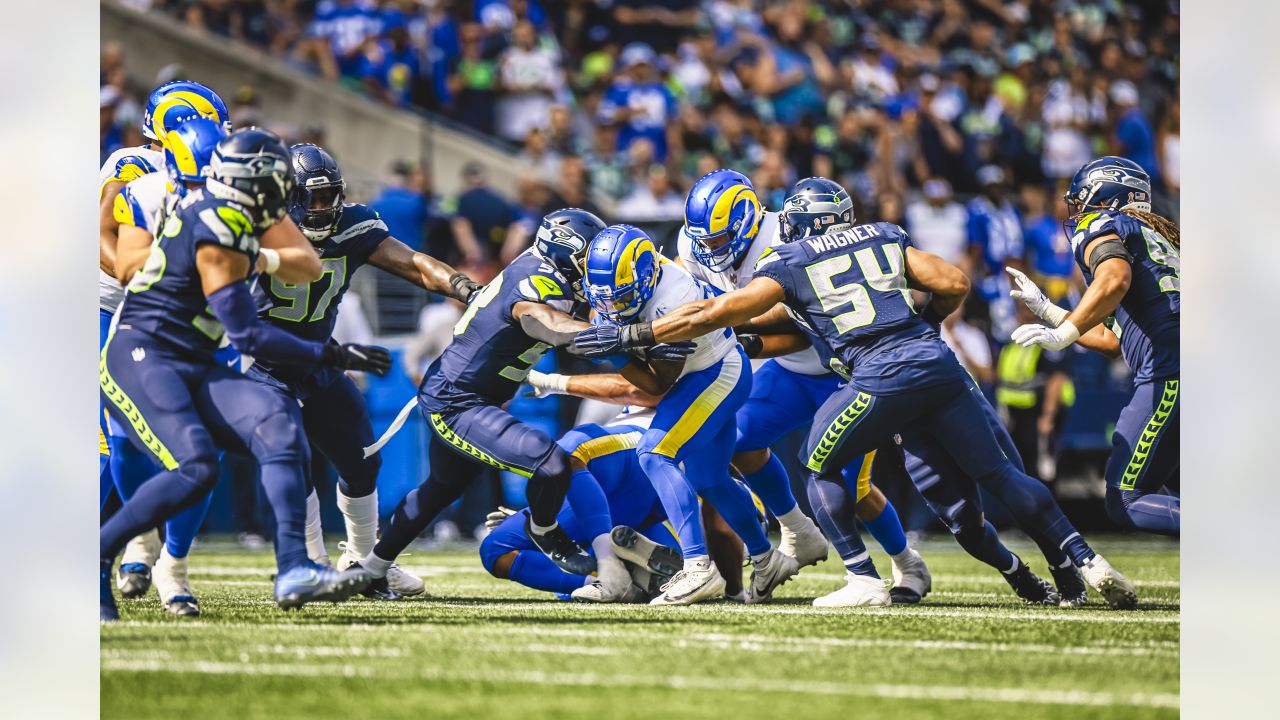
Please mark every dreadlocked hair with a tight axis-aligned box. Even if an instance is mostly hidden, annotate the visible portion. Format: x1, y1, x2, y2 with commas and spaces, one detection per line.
1122, 209, 1180, 247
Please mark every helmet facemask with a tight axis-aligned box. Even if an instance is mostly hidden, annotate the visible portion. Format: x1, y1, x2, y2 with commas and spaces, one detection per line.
291, 179, 345, 243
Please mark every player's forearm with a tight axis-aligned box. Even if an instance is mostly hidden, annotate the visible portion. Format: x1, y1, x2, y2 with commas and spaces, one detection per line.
1077, 323, 1122, 358
260, 218, 322, 282
748, 331, 812, 359
564, 373, 664, 408
652, 299, 743, 343
114, 225, 154, 285
618, 361, 677, 398
1064, 262, 1130, 337
734, 303, 794, 334
206, 281, 325, 365
410, 252, 462, 297
517, 303, 591, 347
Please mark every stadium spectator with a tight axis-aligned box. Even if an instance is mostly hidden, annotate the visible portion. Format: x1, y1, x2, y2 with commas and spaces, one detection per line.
904, 178, 969, 268
616, 164, 684, 222
359, 12, 426, 108
1020, 183, 1078, 303
597, 42, 677, 162
447, 162, 525, 269
446, 22, 499, 136
611, 0, 699, 55
495, 19, 564, 143
296, 0, 380, 82
1110, 79, 1162, 189
369, 161, 434, 255
995, 303, 1076, 483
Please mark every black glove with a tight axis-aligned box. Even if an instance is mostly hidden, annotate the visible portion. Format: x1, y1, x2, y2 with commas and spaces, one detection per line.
738, 333, 764, 359
644, 341, 697, 362
570, 322, 656, 357
320, 343, 392, 376
450, 272, 481, 304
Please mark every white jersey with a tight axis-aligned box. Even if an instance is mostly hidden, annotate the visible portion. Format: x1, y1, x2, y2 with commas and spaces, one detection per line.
640, 260, 737, 377
99, 145, 164, 313
676, 211, 828, 376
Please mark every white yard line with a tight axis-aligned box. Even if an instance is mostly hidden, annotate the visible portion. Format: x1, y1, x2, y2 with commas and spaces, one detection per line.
101, 659, 1177, 709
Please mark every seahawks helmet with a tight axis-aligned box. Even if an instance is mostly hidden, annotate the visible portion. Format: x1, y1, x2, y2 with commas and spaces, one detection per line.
533, 208, 607, 301
288, 143, 347, 243
207, 128, 295, 229
1064, 156, 1152, 217
584, 224, 660, 324
778, 177, 854, 242
162, 117, 228, 196
683, 169, 763, 272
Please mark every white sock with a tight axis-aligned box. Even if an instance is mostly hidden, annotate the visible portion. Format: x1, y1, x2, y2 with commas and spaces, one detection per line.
590, 533, 615, 561
361, 552, 392, 578
684, 554, 711, 571
337, 488, 378, 558
776, 506, 809, 531
530, 520, 558, 535
750, 549, 772, 564
890, 547, 914, 564
304, 490, 328, 564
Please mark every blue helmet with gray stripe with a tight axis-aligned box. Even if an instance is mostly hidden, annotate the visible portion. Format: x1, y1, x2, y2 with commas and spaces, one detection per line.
288, 143, 346, 243
534, 208, 607, 300
1064, 156, 1151, 217
207, 128, 295, 229
778, 177, 854, 243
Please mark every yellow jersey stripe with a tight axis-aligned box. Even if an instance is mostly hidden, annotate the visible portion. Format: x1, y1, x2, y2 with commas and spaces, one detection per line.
653, 355, 742, 458
571, 431, 642, 465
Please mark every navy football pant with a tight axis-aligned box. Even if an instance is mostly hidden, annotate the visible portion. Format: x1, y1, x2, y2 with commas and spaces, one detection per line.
1103, 377, 1180, 536
100, 330, 312, 572
374, 402, 573, 562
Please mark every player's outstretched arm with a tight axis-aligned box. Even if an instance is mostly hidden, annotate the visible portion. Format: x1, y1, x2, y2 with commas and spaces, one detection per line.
653, 277, 786, 343
1011, 235, 1131, 352
368, 236, 480, 303
513, 301, 592, 347
739, 331, 812, 359
258, 217, 323, 284
904, 246, 970, 321
527, 370, 665, 408
114, 223, 154, 285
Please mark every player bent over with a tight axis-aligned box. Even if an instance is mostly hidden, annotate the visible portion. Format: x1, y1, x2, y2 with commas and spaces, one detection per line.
573, 177, 1140, 609
100, 129, 389, 620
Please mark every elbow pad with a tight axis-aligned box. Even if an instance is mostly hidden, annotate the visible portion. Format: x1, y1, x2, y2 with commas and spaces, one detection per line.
206, 282, 324, 366
1087, 238, 1134, 275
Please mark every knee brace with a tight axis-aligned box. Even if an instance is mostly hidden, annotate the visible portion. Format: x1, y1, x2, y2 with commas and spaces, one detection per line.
250, 409, 309, 466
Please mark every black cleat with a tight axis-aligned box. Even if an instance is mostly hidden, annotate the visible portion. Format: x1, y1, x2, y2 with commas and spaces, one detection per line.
611, 525, 683, 596
117, 562, 152, 599
889, 587, 923, 604
349, 562, 402, 601
1002, 556, 1061, 606
527, 517, 596, 576
1050, 562, 1089, 607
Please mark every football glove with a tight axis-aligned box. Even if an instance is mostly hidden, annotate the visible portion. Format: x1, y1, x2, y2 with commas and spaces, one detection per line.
320, 343, 393, 376
1006, 267, 1069, 327
1010, 320, 1080, 352
571, 322, 656, 357
643, 341, 697, 362
450, 272, 481, 304
484, 506, 518, 531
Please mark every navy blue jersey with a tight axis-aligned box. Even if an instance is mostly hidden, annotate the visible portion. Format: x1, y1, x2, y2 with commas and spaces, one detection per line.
117, 188, 260, 360
754, 222, 966, 394
1068, 210, 1180, 382
422, 249, 576, 411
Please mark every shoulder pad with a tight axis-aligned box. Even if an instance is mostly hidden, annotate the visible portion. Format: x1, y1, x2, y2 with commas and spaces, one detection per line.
195, 199, 258, 253
332, 203, 388, 244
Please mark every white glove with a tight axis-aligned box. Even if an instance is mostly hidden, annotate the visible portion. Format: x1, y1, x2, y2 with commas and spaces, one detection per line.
1006, 267, 1069, 327
524, 370, 570, 399
484, 506, 518, 531
1011, 320, 1080, 351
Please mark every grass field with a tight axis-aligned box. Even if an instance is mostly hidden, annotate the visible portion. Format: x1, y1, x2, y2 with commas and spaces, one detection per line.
101, 535, 1179, 720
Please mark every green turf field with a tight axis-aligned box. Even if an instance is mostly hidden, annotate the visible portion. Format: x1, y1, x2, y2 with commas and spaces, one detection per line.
101, 535, 1179, 720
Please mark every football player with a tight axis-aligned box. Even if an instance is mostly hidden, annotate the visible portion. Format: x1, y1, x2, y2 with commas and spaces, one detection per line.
352, 210, 692, 593
677, 169, 931, 604
581, 225, 798, 605
1008, 157, 1179, 536
249, 143, 481, 599
100, 128, 388, 620
98, 80, 233, 600
571, 177, 1141, 609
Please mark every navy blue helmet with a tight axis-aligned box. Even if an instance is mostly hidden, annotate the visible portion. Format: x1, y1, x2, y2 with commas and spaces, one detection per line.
1064, 156, 1151, 217
207, 128, 295, 229
288, 143, 346, 242
778, 177, 855, 243
533, 208, 607, 300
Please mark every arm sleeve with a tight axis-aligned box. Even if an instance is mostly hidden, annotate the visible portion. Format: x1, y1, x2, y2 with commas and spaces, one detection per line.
206, 281, 325, 366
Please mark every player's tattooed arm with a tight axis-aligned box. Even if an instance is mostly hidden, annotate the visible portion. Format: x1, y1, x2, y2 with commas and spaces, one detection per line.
904, 246, 970, 321
368, 237, 479, 302
258, 217, 323, 283
514, 301, 592, 349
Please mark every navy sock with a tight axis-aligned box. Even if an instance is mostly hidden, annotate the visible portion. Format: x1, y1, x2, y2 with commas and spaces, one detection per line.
806, 472, 879, 578
565, 469, 612, 541
863, 500, 908, 556
257, 461, 312, 572
953, 519, 1016, 572
639, 452, 706, 557
508, 551, 587, 595
979, 464, 1079, 567
696, 474, 771, 557
740, 452, 798, 517
375, 474, 468, 561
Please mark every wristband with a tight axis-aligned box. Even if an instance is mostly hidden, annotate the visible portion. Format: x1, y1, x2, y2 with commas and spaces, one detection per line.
1056, 320, 1081, 346
624, 322, 656, 348
539, 372, 570, 395
259, 248, 281, 275
1042, 302, 1069, 328
739, 334, 764, 359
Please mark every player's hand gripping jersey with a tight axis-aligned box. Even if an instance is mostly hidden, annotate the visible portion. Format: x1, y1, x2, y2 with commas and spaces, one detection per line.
752, 221, 967, 393
1067, 209, 1180, 382
422, 248, 577, 411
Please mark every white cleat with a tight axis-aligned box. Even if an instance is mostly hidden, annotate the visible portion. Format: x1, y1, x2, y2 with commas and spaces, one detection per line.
746, 548, 800, 604
778, 517, 829, 568
117, 530, 162, 598
649, 559, 726, 606
337, 542, 426, 597
889, 548, 932, 604
1080, 554, 1138, 609
571, 556, 636, 603
813, 572, 892, 608
153, 548, 199, 617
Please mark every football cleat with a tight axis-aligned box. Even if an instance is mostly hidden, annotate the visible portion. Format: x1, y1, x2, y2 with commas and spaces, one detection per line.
337, 542, 426, 597
570, 555, 633, 603
650, 559, 726, 606
746, 548, 800, 604
527, 517, 596, 576
1051, 562, 1090, 607
117, 530, 161, 597
100, 560, 119, 622
1080, 555, 1139, 609
345, 562, 401, 601
611, 525, 682, 582
889, 548, 932, 604
153, 549, 200, 617
777, 516, 829, 568
1002, 556, 1062, 606
273, 563, 372, 610
813, 572, 891, 608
